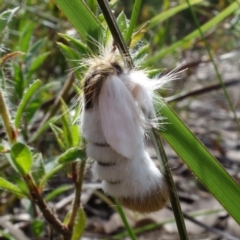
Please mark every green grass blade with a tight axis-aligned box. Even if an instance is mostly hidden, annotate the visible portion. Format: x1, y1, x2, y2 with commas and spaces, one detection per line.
0, 7, 19, 35
54, 0, 103, 42
57, 42, 84, 80
14, 79, 41, 129
146, 0, 240, 65
125, 0, 142, 46
146, 0, 203, 30
115, 200, 137, 240
185, 0, 240, 133
158, 104, 240, 224
58, 33, 92, 55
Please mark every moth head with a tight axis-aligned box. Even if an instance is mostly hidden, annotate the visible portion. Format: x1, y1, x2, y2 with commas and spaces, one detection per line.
83, 56, 124, 109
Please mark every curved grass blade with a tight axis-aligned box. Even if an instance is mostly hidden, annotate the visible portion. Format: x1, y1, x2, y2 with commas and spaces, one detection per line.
158, 103, 240, 224
146, 1, 240, 65
0, 7, 19, 35
54, 0, 103, 42
125, 0, 142, 46
115, 200, 137, 240
146, 0, 203, 30
14, 79, 41, 129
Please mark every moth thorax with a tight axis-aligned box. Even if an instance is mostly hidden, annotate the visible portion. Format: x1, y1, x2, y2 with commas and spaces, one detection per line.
83, 60, 124, 109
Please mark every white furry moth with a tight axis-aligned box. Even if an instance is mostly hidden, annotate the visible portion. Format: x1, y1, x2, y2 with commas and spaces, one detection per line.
81, 54, 170, 213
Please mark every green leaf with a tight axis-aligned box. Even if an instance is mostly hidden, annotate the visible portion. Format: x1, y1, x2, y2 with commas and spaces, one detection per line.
15, 79, 42, 129
31, 219, 44, 237
19, 22, 35, 52
71, 207, 86, 240
31, 153, 46, 186
26, 38, 47, 64
54, 0, 103, 42
61, 99, 73, 147
63, 210, 71, 224
146, 68, 162, 78
57, 42, 83, 80
0, 7, 19, 34
0, 177, 26, 197
146, 0, 240, 65
132, 44, 149, 63
71, 125, 81, 147
39, 163, 64, 189
158, 104, 240, 224
10, 142, 33, 175
57, 147, 85, 164
58, 33, 92, 55
44, 184, 73, 202
13, 64, 24, 99
29, 115, 61, 143
72, 101, 81, 124
125, 0, 142, 45
50, 123, 65, 150
26, 52, 50, 82
0, 230, 15, 240
0, 144, 5, 152
86, 0, 98, 14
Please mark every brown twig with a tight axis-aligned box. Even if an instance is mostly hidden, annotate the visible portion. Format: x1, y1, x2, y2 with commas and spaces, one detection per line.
67, 160, 86, 230
166, 78, 240, 103
23, 174, 71, 238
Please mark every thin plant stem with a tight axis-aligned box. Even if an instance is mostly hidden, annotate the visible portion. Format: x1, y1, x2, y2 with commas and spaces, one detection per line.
126, 0, 142, 46
115, 199, 137, 240
97, 0, 134, 69
23, 174, 71, 237
67, 160, 86, 229
0, 90, 17, 144
152, 130, 189, 240
185, 0, 240, 134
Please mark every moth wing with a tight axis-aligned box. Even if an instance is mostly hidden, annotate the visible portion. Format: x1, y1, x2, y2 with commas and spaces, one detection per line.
99, 75, 142, 159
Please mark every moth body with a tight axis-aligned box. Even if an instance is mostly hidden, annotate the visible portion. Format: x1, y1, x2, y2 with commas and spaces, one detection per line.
81, 55, 170, 213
